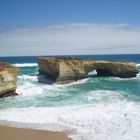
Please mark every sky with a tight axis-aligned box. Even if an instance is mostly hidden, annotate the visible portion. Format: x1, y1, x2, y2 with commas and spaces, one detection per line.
0, 0, 140, 56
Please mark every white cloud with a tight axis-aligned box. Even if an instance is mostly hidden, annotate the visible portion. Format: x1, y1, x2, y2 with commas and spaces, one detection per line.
0, 23, 140, 56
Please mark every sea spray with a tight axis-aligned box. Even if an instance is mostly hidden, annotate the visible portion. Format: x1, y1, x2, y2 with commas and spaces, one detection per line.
0, 54, 140, 140
0, 102, 140, 140
13, 63, 38, 67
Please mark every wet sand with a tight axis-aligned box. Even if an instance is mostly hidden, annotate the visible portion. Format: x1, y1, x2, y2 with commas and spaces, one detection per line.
0, 125, 72, 140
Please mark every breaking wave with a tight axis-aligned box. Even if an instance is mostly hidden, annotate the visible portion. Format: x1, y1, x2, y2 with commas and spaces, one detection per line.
136, 64, 140, 67
13, 63, 38, 67
0, 60, 139, 140
0, 102, 140, 140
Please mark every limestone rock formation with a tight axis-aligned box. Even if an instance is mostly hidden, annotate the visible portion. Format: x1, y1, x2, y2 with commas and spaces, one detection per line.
38, 57, 138, 84
0, 62, 19, 97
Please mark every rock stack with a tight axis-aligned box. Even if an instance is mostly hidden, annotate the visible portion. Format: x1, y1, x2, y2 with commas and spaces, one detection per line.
0, 62, 19, 97
38, 57, 138, 84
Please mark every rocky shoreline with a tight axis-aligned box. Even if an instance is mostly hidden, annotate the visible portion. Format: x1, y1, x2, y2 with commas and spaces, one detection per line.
0, 57, 138, 98
38, 57, 138, 84
0, 62, 19, 98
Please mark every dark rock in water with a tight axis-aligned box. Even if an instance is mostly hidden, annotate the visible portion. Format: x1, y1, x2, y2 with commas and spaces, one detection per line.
0, 62, 19, 97
38, 57, 138, 84
0, 92, 18, 98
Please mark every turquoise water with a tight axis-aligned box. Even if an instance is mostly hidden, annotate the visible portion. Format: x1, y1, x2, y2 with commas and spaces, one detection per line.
0, 54, 140, 140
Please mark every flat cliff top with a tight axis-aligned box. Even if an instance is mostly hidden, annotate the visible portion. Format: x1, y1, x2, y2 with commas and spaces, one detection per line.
38, 56, 138, 82
0, 62, 19, 72
38, 57, 136, 65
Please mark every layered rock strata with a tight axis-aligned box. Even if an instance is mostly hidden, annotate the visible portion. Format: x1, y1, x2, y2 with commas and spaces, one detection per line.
38, 57, 138, 84
0, 62, 19, 97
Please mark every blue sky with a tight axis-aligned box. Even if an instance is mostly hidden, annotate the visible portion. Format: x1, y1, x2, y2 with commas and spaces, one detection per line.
1, 0, 140, 27
0, 0, 140, 56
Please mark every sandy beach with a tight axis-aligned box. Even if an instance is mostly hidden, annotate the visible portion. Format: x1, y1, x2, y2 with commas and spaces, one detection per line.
0, 125, 72, 140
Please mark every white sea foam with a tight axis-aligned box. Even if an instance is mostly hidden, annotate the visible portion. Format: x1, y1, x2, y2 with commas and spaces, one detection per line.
17, 82, 44, 96
13, 63, 38, 67
136, 72, 140, 78
54, 78, 90, 87
17, 75, 70, 97
85, 90, 125, 102
7, 63, 140, 139
0, 102, 140, 140
18, 75, 38, 81
88, 70, 97, 76
136, 64, 140, 67
17, 82, 68, 97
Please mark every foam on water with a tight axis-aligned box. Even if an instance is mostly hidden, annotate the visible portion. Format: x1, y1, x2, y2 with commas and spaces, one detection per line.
0, 61, 139, 139
0, 101, 140, 140
17, 82, 44, 96
18, 75, 38, 81
17, 74, 90, 96
136, 64, 140, 67
136, 73, 140, 78
85, 90, 125, 102
17, 75, 41, 96
13, 63, 38, 67
53, 78, 90, 87
13, 62, 140, 68
17, 81, 71, 97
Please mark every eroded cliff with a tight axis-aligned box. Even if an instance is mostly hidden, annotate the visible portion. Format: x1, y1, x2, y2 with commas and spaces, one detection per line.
38, 57, 138, 84
0, 62, 19, 97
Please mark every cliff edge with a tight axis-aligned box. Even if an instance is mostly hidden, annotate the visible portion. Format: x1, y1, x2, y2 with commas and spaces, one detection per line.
0, 62, 19, 97
38, 57, 138, 84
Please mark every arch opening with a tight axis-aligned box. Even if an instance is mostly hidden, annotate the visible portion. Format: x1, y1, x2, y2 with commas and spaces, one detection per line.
96, 69, 113, 77
88, 70, 97, 77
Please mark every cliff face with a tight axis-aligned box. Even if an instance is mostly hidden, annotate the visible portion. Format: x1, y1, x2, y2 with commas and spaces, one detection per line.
0, 62, 19, 97
38, 57, 138, 84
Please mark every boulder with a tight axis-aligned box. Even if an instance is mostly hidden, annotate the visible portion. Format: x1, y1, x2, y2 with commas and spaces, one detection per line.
38, 57, 138, 84
0, 62, 19, 97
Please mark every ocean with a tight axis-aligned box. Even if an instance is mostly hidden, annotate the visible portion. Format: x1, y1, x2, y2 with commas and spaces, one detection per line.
0, 54, 140, 140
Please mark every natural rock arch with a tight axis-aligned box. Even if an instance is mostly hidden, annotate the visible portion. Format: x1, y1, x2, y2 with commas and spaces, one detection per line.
38, 57, 138, 84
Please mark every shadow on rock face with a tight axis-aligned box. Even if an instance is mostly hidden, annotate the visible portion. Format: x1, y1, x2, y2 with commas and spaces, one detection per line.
37, 74, 55, 84
0, 92, 18, 98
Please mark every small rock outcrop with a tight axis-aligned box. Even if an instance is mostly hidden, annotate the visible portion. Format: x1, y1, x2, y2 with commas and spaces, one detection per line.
38, 57, 138, 84
0, 62, 19, 97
